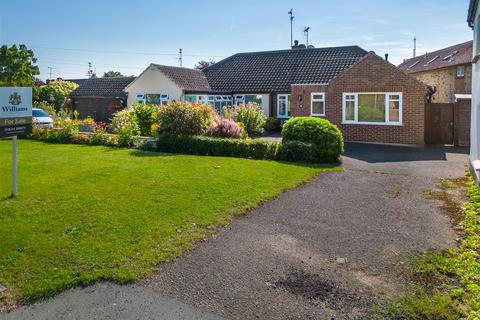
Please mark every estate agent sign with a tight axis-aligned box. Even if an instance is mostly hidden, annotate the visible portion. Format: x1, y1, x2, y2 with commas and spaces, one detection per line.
0, 87, 33, 137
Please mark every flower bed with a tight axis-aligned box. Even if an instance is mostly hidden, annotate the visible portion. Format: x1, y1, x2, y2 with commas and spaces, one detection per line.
28, 103, 344, 164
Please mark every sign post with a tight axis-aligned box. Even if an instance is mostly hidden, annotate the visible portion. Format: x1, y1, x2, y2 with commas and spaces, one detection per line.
0, 87, 32, 197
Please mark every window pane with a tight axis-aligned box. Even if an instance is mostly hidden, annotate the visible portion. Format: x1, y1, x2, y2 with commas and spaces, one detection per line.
389, 100, 400, 122
278, 99, 286, 116
358, 94, 385, 122
345, 100, 355, 121
278, 95, 289, 116
146, 94, 160, 105
245, 95, 262, 105
185, 96, 197, 103
389, 94, 400, 100
312, 94, 324, 100
312, 101, 324, 115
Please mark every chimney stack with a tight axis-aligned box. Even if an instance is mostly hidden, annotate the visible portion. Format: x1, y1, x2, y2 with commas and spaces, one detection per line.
385, 53, 389, 61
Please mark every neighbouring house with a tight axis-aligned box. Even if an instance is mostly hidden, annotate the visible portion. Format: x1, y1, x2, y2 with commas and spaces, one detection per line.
124, 64, 212, 108
398, 41, 473, 103
398, 42, 473, 147
468, 0, 480, 183
69, 76, 136, 122
128, 46, 427, 145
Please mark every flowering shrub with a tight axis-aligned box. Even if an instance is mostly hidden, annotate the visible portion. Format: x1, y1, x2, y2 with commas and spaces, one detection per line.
158, 102, 214, 135
30, 120, 79, 144
205, 116, 245, 139
223, 103, 266, 135
131, 103, 158, 136
36, 79, 79, 110
108, 109, 140, 147
89, 122, 108, 145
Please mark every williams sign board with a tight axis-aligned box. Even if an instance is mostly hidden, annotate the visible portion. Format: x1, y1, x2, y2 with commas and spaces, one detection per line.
0, 87, 33, 137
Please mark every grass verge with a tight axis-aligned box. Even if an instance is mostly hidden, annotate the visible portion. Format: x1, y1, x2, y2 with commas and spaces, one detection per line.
382, 176, 480, 319
0, 139, 339, 308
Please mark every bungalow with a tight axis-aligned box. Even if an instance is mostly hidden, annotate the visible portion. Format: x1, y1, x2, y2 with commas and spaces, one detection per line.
127, 45, 427, 145
468, 0, 480, 183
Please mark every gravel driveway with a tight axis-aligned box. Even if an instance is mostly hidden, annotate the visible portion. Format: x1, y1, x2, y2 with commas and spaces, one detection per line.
1, 144, 468, 320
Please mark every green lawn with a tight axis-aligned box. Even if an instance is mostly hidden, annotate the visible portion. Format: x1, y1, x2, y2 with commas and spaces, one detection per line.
0, 140, 335, 302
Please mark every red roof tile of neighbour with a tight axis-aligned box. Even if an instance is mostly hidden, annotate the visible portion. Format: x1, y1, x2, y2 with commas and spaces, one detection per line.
151, 64, 211, 92
398, 41, 473, 74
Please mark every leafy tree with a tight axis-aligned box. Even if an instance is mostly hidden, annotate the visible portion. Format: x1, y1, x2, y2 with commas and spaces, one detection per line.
103, 70, 124, 78
194, 60, 216, 70
37, 80, 79, 110
0, 44, 40, 86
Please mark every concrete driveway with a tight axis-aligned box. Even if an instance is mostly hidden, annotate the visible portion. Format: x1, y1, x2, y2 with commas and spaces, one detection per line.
0, 144, 469, 320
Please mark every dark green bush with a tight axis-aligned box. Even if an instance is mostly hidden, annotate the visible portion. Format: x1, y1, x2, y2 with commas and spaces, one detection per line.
276, 141, 318, 163
157, 133, 278, 160
264, 117, 282, 133
282, 117, 343, 162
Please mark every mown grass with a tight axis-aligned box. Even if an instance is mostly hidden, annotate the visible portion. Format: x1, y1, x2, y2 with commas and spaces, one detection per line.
383, 176, 480, 319
0, 139, 337, 303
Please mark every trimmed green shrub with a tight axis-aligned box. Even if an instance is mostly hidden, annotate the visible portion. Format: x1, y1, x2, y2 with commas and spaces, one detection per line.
157, 133, 278, 160
276, 141, 324, 163
282, 117, 343, 162
158, 102, 214, 135
264, 117, 282, 133
223, 103, 266, 135
131, 103, 158, 136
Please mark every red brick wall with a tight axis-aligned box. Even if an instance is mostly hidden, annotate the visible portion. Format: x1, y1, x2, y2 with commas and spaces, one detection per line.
290, 53, 427, 145
454, 99, 471, 147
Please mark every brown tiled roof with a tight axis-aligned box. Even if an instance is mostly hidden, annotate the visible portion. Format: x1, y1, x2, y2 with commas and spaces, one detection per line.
152, 64, 211, 92
202, 46, 369, 92
398, 41, 473, 74
69, 77, 136, 97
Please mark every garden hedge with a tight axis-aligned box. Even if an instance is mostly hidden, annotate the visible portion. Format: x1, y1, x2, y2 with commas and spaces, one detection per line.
156, 134, 278, 160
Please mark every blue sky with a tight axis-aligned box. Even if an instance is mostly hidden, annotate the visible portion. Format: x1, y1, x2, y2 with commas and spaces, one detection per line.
0, 0, 472, 80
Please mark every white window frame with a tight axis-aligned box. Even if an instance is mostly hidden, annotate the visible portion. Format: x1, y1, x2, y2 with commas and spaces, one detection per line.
342, 92, 403, 126
277, 94, 290, 118
456, 65, 465, 78
310, 92, 326, 116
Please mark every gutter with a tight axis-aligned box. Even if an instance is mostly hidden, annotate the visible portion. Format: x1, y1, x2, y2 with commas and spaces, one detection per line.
468, 0, 478, 28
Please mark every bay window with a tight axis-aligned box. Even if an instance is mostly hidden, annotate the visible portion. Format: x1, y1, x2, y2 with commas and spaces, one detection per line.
342, 93, 402, 125
311, 93, 325, 116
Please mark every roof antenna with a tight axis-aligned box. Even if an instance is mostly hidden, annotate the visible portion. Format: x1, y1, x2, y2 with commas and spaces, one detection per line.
304, 27, 311, 48
288, 9, 294, 48
413, 36, 417, 58
178, 49, 183, 67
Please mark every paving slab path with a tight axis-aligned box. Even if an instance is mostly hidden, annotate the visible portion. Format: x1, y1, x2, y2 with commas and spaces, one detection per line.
0, 144, 469, 320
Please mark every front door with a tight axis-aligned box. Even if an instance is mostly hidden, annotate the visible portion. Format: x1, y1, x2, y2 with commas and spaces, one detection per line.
277, 94, 291, 118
